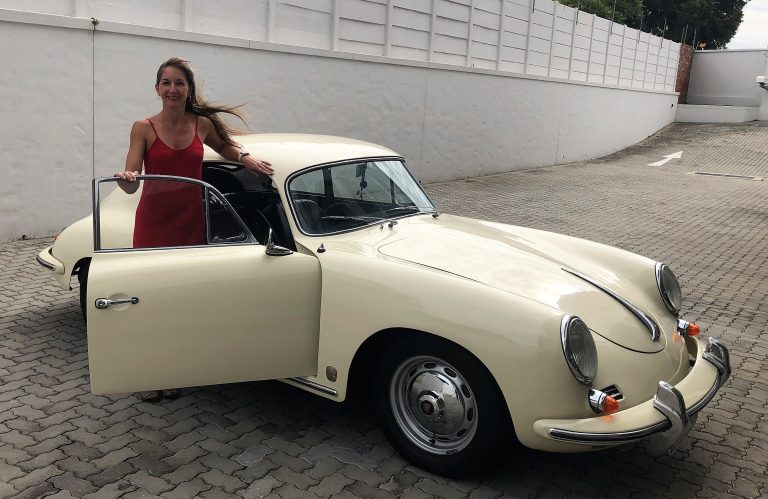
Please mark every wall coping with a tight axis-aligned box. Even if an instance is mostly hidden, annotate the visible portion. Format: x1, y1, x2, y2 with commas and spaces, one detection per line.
696, 49, 768, 54
1, 7, 677, 97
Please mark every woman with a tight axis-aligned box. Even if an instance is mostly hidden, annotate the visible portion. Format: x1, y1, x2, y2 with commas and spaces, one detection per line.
115, 57, 273, 401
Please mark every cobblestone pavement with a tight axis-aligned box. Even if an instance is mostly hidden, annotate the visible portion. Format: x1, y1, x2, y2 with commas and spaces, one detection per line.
2, 122, 767, 498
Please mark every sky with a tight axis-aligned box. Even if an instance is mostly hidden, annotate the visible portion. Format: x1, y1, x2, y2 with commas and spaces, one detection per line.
728, 0, 768, 48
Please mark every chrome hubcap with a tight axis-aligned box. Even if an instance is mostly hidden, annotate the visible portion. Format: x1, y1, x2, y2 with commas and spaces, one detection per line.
390, 356, 477, 455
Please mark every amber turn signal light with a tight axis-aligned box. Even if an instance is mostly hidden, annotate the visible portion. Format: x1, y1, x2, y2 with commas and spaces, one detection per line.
687, 323, 701, 336
603, 396, 620, 414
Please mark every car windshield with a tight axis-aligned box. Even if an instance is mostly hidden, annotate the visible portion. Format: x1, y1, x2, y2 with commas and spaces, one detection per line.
288, 159, 436, 235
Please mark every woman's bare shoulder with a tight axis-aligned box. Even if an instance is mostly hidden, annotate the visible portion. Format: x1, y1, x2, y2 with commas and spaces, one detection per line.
197, 115, 214, 132
130, 119, 154, 134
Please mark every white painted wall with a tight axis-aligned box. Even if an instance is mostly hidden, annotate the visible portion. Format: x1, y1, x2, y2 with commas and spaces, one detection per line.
0, 0, 681, 91
0, 9, 677, 242
687, 49, 768, 106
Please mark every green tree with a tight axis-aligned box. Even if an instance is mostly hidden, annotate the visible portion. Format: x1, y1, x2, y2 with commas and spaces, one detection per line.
559, 0, 643, 24
558, 0, 748, 47
640, 0, 747, 47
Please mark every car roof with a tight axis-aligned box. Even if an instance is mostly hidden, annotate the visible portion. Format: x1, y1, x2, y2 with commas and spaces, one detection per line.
203, 134, 401, 178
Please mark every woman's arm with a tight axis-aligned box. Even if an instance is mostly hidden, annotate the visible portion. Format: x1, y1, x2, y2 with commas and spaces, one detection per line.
201, 117, 274, 175
114, 121, 147, 193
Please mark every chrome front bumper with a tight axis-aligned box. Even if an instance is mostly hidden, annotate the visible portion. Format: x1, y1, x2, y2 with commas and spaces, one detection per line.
545, 337, 730, 451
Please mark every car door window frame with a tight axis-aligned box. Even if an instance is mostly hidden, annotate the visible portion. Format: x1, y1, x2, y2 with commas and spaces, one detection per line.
92, 175, 257, 253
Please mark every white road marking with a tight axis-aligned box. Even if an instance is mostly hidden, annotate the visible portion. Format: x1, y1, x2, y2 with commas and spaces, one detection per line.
648, 151, 683, 167
648, 151, 683, 166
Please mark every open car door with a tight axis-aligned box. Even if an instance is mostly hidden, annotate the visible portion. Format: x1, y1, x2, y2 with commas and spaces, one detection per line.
86, 176, 321, 394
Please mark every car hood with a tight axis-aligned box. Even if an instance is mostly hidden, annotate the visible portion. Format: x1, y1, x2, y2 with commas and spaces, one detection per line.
377, 220, 665, 353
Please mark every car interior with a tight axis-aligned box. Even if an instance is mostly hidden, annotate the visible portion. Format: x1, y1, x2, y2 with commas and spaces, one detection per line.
202, 160, 428, 246
203, 163, 296, 250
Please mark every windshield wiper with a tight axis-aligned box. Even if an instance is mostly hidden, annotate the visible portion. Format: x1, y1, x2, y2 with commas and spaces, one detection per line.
322, 215, 383, 224
386, 205, 437, 215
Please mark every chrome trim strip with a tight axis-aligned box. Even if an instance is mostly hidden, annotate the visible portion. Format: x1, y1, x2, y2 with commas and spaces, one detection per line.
560, 315, 596, 385
655, 262, 680, 315
562, 267, 661, 342
36, 254, 55, 270
286, 377, 338, 397
548, 337, 730, 444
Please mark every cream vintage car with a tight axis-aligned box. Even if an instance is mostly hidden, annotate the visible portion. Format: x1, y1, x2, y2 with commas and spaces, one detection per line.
37, 134, 731, 476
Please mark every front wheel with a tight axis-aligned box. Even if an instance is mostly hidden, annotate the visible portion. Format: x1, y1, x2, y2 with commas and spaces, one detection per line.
374, 337, 512, 477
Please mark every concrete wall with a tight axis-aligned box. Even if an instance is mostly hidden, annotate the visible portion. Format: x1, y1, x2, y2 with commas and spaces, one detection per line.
0, 8, 677, 242
687, 49, 768, 107
0, 0, 681, 91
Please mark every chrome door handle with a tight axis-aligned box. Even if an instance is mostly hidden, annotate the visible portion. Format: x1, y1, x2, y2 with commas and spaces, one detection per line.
94, 297, 139, 309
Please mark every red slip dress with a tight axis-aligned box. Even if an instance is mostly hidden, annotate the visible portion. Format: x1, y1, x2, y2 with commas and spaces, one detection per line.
133, 117, 206, 248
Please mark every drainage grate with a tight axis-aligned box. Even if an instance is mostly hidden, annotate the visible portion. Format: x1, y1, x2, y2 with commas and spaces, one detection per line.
687, 172, 764, 181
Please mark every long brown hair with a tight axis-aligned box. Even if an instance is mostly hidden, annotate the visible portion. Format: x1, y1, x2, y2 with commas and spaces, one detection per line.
156, 57, 244, 147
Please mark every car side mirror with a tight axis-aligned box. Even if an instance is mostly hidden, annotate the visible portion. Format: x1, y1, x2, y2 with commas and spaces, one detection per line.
265, 229, 293, 256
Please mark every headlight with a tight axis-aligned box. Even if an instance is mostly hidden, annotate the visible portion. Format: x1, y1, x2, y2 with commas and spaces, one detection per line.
656, 263, 682, 315
560, 315, 598, 385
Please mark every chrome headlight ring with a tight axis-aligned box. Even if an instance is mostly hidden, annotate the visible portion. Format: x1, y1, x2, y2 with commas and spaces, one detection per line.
560, 315, 598, 385
655, 263, 683, 316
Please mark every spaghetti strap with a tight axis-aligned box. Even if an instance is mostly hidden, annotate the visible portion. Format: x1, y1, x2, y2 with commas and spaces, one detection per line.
146, 119, 158, 137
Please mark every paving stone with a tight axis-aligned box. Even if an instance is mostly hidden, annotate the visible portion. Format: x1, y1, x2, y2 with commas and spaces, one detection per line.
126, 453, 173, 477
49, 471, 99, 496
0, 460, 25, 482
17, 448, 66, 472
239, 476, 283, 499
61, 441, 104, 461
66, 427, 105, 447
92, 446, 140, 469
0, 443, 31, 465
270, 450, 313, 472
127, 440, 173, 462
198, 486, 241, 499
234, 444, 275, 466
8, 464, 64, 490
163, 430, 206, 454
124, 470, 174, 495
307, 474, 354, 497
234, 457, 281, 482
162, 459, 208, 484
162, 445, 208, 468
273, 466, 319, 490
197, 437, 240, 458
164, 478, 212, 499
88, 462, 137, 489
0, 429, 36, 448
272, 482, 320, 499
201, 452, 245, 474
82, 481, 137, 499
306, 459, 344, 481
57, 455, 100, 479
11, 482, 57, 499
199, 469, 248, 493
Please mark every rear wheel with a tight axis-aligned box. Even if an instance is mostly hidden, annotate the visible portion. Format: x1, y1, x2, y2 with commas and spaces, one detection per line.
76, 259, 90, 321
373, 337, 511, 477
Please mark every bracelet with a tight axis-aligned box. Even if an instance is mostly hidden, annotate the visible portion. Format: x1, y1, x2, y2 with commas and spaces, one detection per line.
238, 150, 250, 162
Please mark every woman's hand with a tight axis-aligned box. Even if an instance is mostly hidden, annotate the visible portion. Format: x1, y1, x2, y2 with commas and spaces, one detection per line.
242, 155, 274, 176
114, 171, 138, 182
114, 171, 140, 194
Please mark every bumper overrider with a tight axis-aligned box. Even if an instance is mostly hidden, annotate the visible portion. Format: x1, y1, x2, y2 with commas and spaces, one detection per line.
534, 336, 731, 454
36, 245, 65, 274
